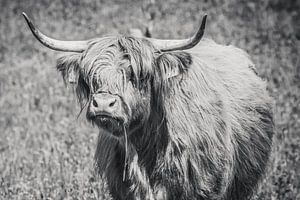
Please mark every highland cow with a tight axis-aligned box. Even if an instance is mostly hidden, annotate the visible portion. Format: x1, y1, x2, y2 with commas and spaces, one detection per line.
23, 12, 274, 200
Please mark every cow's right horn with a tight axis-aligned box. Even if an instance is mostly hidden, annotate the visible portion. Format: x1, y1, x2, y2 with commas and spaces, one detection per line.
22, 12, 89, 52
148, 15, 207, 52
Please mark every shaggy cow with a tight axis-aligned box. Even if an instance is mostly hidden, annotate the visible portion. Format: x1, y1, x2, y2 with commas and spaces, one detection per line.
23, 12, 274, 200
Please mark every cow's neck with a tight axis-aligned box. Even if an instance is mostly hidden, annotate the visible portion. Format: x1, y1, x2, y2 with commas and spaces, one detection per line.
129, 110, 169, 174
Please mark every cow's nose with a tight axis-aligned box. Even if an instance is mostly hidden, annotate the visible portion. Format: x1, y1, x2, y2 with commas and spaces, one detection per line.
90, 93, 119, 114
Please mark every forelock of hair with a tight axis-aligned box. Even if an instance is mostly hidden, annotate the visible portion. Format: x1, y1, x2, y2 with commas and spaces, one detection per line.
80, 37, 120, 93
117, 36, 156, 87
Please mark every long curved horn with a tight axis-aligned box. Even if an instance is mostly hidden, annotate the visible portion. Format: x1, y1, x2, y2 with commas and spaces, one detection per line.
22, 12, 89, 52
149, 15, 207, 52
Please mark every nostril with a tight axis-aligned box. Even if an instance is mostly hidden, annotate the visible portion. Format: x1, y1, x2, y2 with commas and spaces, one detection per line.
109, 99, 117, 107
92, 99, 98, 107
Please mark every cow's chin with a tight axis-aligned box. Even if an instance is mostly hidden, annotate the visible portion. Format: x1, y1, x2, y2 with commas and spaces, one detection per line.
91, 116, 124, 137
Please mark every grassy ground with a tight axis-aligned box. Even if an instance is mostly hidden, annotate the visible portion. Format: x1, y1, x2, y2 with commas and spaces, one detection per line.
0, 0, 299, 199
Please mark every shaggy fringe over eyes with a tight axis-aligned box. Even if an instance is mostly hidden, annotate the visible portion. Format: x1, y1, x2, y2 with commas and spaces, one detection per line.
117, 37, 155, 88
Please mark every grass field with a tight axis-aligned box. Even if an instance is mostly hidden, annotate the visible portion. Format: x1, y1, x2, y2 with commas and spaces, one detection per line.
0, 0, 299, 199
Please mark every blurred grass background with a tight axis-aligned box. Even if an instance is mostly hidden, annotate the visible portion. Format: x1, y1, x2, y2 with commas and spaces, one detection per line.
0, 0, 299, 199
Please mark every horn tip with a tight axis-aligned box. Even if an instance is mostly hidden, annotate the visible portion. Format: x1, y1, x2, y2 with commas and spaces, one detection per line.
22, 12, 29, 20
201, 14, 207, 30
22, 12, 31, 25
22, 12, 37, 34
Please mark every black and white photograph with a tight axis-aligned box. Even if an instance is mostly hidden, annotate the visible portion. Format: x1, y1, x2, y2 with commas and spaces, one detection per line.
0, 0, 299, 199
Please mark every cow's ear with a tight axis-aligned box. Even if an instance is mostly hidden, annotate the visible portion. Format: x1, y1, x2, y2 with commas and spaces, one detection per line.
156, 52, 192, 79
56, 53, 81, 84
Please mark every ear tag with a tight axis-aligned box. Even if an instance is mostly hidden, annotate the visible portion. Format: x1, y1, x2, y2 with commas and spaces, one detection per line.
166, 66, 180, 79
68, 67, 78, 84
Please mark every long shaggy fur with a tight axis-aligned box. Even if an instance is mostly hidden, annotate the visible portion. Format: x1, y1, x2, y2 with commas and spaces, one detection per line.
56, 36, 274, 200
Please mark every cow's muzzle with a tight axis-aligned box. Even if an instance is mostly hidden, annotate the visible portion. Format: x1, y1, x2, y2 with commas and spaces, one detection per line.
89, 93, 120, 115
87, 93, 125, 136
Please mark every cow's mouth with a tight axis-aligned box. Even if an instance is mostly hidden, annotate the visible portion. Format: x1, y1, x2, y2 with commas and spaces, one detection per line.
90, 114, 125, 137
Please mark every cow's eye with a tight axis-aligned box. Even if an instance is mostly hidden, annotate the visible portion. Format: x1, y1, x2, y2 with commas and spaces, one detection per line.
127, 65, 136, 84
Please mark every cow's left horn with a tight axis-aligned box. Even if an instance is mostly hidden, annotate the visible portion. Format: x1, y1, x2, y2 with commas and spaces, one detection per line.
150, 15, 207, 52
22, 12, 88, 52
